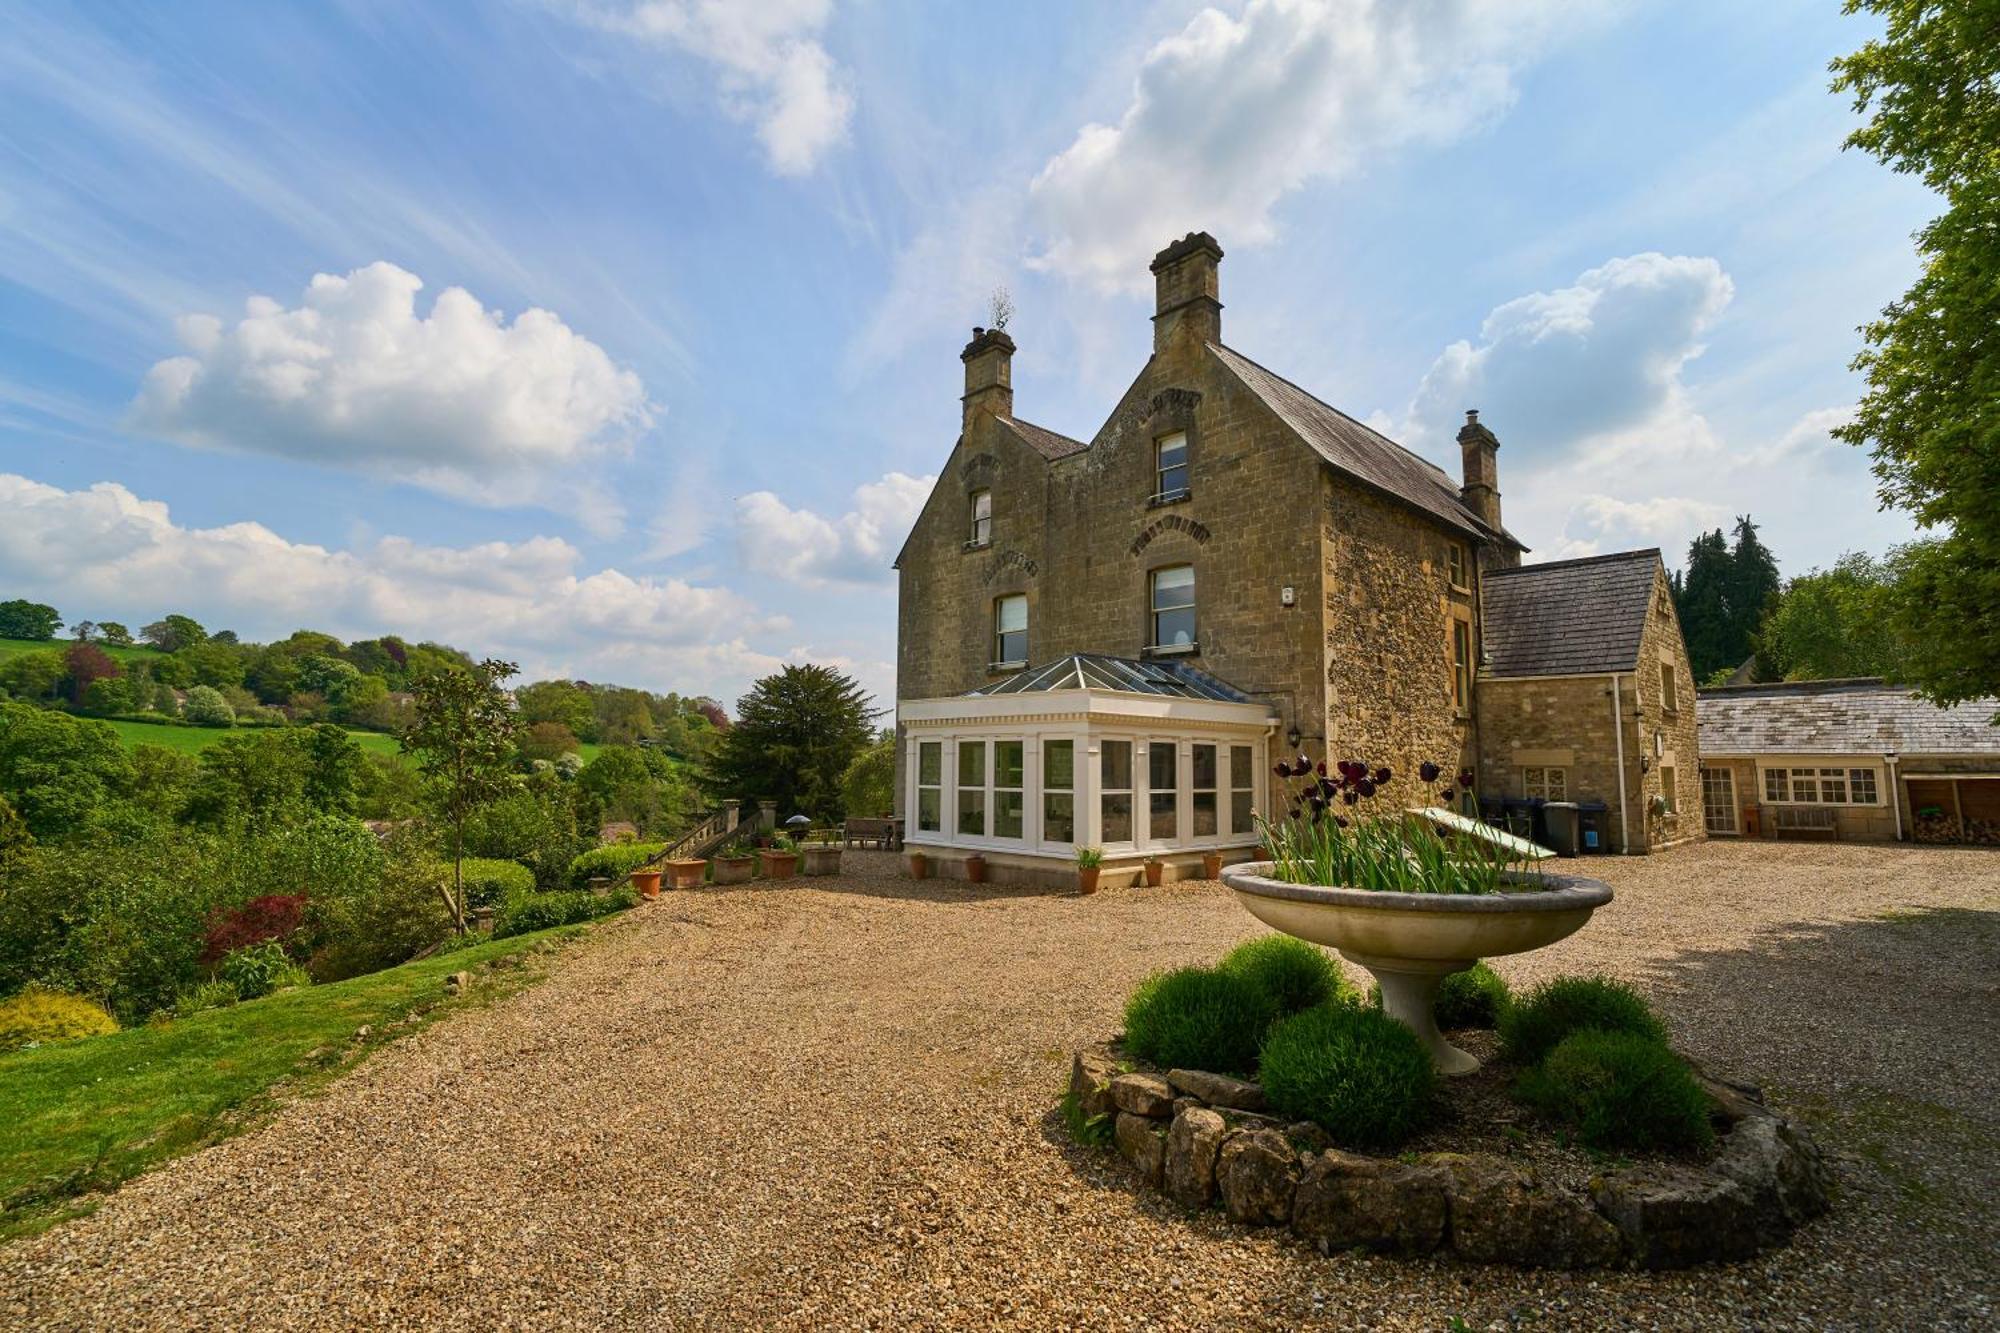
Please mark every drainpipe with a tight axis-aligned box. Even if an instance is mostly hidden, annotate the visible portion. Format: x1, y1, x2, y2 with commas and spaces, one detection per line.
1885, 751, 1903, 841
1610, 674, 1632, 853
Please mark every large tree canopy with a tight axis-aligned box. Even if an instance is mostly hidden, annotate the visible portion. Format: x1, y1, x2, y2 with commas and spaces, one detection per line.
1756, 551, 1902, 681
1830, 0, 2000, 712
1671, 517, 1782, 681
705, 664, 880, 824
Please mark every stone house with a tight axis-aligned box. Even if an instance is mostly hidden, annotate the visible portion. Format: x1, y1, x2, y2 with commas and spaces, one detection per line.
1697, 678, 2000, 844
892, 233, 1702, 884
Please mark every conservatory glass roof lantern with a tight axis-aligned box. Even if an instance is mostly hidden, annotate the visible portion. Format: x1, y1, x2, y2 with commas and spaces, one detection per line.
967, 653, 1250, 702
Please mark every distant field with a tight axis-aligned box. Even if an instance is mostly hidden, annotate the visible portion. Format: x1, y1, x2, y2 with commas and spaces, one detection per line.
0, 635, 156, 665
99, 717, 604, 764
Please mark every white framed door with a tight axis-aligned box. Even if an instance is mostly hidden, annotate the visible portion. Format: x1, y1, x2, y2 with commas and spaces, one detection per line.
1701, 766, 1738, 835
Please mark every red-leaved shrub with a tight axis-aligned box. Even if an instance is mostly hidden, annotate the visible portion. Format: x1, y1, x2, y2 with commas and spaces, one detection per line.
200, 893, 307, 965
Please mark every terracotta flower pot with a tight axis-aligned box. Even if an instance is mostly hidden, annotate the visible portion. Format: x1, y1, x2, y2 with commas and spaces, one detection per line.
908, 851, 930, 879
758, 849, 800, 879
713, 855, 755, 885
1144, 860, 1164, 887
630, 869, 663, 900
965, 854, 987, 884
1202, 852, 1224, 879
665, 858, 706, 891
1077, 866, 1100, 895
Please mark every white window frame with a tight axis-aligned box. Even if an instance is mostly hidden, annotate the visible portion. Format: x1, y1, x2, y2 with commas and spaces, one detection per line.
1190, 741, 1220, 839
1450, 618, 1472, 713
1100, 738, 1135, 848
1042, 738, 1076, 848
1229, 744, 1256, 836
968, 489, 992, 546
956, 739, 987, 836
1146, 738, 1180, 845
992, 594, 1027, 670
1154, 432, 1190, 502
992, 738, 1025, 840
1522, 765, 1568, 801
1445, 542, 1468, 591
1150, 565, 1196, 653
915, 740, 942, 833
1757, 762, 1885, 806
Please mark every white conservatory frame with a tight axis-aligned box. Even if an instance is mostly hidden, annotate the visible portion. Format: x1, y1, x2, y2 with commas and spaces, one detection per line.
900, 678, 1277, 866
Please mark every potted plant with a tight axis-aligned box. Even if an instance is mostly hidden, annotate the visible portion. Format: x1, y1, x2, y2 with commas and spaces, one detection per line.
908, 849, 930, 879
712, 838, 757, 885
1075, 846, 1104, 895
964, 852, 987, 884
664, 857, 707, 891
1201, 850, 1224, 879
1220, 759, 1609, 1075
801, 837, 842, 876
630, 866, 664, 900
758, 833, 801, 879
1143, 855, 1165, 887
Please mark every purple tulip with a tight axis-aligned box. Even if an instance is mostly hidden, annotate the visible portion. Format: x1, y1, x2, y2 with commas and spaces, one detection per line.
1357, 778, 1377, 798
1439, 789, 1456, 803
1343, 789, 1359, 806
1373, 766, 1392, 785
1419, 761, 1442, 783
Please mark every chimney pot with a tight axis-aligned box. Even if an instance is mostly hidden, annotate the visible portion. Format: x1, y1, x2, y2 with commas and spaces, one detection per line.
960, 327, 1015, 428
1456, 410, 1502, 532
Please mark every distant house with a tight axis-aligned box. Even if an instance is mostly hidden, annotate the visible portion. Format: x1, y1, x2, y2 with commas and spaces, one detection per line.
890, 232, 1702, 886
1697, 678, 2000, 844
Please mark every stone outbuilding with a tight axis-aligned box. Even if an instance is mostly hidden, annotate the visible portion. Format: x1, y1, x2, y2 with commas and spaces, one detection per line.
1696, 678, 2000, 844
891, 232, 1702, 884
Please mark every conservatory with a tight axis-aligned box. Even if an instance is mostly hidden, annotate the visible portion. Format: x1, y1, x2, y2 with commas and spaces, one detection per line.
899, 654, 1279, 886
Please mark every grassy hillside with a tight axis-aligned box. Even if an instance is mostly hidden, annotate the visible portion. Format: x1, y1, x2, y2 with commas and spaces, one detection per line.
101, 717, 403, 757
0, 922, 597, 1239
0, 635, 156, 665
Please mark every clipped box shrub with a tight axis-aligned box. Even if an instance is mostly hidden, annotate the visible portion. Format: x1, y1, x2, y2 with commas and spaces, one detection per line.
1122, 965, 1277, 1077
459, 858, 535, 909
0, 985, 119, 1052
1499, 974, 1666, 1066
567, 842, 667, 888
494, 885, 639, 938
1219, 934, 1353, 1016
1259, 1001, 1437, 1150
1434, 961, 1510, 1030
1515, 1029, 1714, 1151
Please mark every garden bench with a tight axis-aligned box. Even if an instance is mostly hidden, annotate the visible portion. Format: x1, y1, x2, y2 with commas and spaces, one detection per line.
843, 817, 902, 850
1762, 804, 1839, 839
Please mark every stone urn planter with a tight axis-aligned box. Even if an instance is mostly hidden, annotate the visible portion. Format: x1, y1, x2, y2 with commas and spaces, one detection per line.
908, 851, 930, 879
758, 848, 800, 879
1144, 857, 1165, 887
965, 853, 987, 884
1201, 851, 1224, 879
802, 845, 842, 876
664, 858, 706, 891
712, 854, 755, 885
1219, 863, 1613, 1074
630, 868, 663, 900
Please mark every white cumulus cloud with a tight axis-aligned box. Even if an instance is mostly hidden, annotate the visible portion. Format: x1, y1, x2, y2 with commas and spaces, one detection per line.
581, 0, 852, 175
131, 262, 652, 514
1538, 493, 1729, 562
735, 471, 934, 588
1028, 0, 1584, 290
0, 472, 800, 699
1403, 252, 1734, 462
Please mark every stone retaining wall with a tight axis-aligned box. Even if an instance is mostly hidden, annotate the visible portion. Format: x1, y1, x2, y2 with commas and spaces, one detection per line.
1068, 1043, 1831, 1270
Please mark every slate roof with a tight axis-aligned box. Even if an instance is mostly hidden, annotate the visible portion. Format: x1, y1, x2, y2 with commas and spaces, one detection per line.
967, 653, 1255, 702
1480, 550, 1662, 678
1697, 679, 2000, 757
1208, 344, 1519, 547
998, 416, 1089, 460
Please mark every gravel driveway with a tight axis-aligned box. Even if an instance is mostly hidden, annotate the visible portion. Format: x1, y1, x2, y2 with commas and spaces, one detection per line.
5, 841, 1996, 1330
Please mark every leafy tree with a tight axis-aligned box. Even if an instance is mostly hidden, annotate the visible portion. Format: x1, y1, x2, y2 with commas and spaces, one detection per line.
1723, 517, 1782, 662
179, 640, 248, 689
404, 658, 520, 932
593, 688, 655, 746
98, 621, 133, 647
1756, 552, 1901, 680
211, 629, 239, 645
141, 614, 208, 652
0, 704, 138, 841
516, 679, 598, 740
0, 600, 61, 641
63, 642, 119, 703
183, 684, 235, 727
1830, 3, 2000, 712
80, 674, 140, 716
519, 720, 581, 762
695, 699, 730, 730
1671, 530, 1735, 679
0, 650, 66, 702
705, 664, 881, 823
71, 620, 99, 643
840, 732, 897, 817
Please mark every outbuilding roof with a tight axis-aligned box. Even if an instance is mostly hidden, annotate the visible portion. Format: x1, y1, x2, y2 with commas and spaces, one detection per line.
1697, 678, 2000, 756
967, 653, 1252, 701
1479, 550, 1662, 678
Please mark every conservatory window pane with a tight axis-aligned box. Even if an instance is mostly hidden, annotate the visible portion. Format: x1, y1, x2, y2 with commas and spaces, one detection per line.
1045, 740, 1074, 791
994, 791, 1023, 838
995, 741, 1024, 788
1044, 793, 1074, 843
918, 741, 940, 786
1149, 742, 1178, 840
1101, 740, 1132, 792
958, 740, 985, 787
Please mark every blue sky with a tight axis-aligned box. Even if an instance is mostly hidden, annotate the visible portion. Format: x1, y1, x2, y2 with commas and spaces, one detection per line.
0, 0, 1936, 709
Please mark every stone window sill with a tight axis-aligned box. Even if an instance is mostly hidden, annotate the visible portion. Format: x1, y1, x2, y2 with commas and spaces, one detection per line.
987, 660, 1027, 675
1142, 642, 1200, 659
1147, 489, 1193, 509
962, 539, 991, 552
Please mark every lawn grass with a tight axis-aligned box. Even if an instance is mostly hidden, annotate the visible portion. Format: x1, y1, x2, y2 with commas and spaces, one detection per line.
0, 635, 158, 666
100, 718, 601, 764
0, 923, 595, 1239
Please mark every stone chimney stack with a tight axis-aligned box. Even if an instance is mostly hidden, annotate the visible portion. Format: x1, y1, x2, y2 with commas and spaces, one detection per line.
960, 326, 1014, 431
1457, 409, 1502, 530
1149, 232, 1223, 353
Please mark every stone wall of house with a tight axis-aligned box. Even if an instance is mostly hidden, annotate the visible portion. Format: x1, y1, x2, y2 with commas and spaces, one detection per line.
1475, 675, 1640, 853
1321, 476, 1477, 785
1631, 564, 1706, 849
